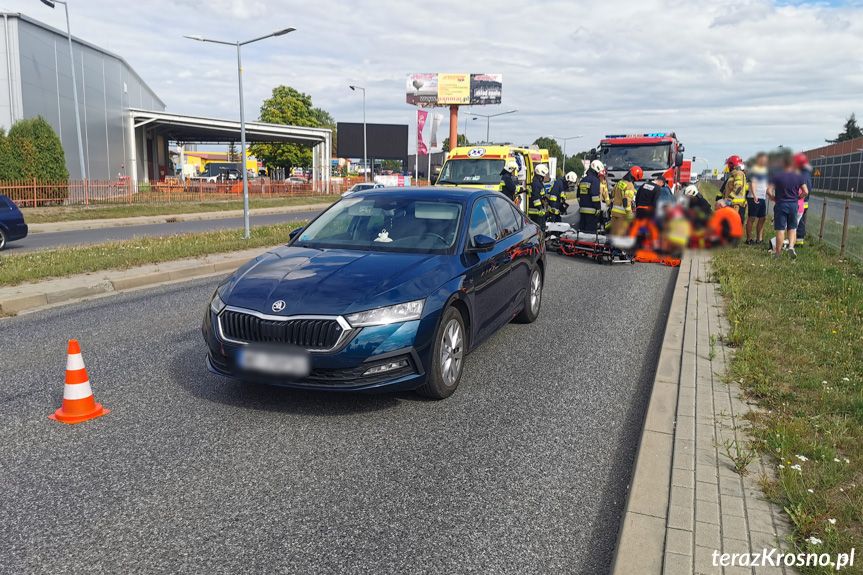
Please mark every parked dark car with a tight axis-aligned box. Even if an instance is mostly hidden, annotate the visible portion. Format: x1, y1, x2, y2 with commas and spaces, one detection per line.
203, 187, 545, 399
0, 194, 28, 250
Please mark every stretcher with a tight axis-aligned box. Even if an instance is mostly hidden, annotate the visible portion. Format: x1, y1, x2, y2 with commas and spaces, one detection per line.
546, 222, 633, 264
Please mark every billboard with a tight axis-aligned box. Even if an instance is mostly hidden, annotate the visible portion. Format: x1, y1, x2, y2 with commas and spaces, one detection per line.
336, 122, 409, 160
406, 73, 503, 106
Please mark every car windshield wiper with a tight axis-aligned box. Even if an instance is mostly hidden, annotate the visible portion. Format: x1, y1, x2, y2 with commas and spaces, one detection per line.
436, 179, 461, 185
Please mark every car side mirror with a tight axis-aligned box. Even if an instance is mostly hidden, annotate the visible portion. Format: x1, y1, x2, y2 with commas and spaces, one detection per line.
675, 152, 685, 168
289, 228, 303, 242
468, 234, 496, 253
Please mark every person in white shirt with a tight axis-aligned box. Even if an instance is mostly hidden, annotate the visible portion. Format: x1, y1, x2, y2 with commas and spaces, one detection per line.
746, 152, 769, 244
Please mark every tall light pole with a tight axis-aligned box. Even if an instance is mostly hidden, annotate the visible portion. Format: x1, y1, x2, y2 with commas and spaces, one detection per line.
470, 109, 517, 144
549, 134, 584, 174
463, 114, 477, 142
349, 86, 367, 182
41, 0, 86, 181
185, 28, 295, 239
692, 156, 709, 177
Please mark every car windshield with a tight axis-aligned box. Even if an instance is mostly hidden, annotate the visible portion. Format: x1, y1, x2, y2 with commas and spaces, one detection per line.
294, 196, 464, 254
438, 159, 506, 186
602, 144, 671, 171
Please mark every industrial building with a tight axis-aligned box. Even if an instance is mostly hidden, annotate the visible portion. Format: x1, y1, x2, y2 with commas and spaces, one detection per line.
0, 11, 333, 191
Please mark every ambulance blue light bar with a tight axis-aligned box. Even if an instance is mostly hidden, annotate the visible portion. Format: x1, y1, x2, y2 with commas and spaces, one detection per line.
604, 133, 667, 139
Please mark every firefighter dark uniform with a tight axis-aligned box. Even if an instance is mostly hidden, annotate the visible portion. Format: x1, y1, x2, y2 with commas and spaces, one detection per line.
546, 177, 568, 223
528, 175, 547, 228
500, 169, 518, 202
610, 178, 636, 236
578, 170, 602, 232
635, 180, 662, 217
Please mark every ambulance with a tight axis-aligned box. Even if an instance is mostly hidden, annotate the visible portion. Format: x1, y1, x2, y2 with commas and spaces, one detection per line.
435, 145, 554, 206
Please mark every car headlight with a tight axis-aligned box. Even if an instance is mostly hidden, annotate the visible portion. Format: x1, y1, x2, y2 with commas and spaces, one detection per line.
210, 291, 227, 315
345, 299, 425, 328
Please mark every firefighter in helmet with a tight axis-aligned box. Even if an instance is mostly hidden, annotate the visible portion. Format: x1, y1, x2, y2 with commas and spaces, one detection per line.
547, 171, 575, 223
610, 166, 642, 236
722, 155, 747, 220
500, 159, 519, 202
528, 164, 549, 228
578, 160, 604, 232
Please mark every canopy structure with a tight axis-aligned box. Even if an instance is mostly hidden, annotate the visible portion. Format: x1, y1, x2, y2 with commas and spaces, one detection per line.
126, 108, 332, 191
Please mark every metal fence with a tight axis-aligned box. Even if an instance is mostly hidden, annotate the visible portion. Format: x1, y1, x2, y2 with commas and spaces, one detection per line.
809, 196, 862, 262
1, 177, 378, 208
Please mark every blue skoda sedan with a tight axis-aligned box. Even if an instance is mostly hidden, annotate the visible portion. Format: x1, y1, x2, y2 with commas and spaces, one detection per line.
0, 194, 28, 250
202, 187, 545, 399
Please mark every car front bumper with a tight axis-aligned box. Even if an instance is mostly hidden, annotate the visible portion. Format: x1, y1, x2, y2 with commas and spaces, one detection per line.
202, 309, 432, 392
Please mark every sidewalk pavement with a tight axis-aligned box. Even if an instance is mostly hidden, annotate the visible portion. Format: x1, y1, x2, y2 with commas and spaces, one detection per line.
27, 202, 330, 234
0, 246, 270, 315
612, 251, 796, 575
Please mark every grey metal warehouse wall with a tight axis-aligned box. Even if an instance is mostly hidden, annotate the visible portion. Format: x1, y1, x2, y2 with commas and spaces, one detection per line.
0, 13, 165, 180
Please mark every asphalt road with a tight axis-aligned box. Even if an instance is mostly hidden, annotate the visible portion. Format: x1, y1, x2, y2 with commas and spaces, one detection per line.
6, 209, 322, 253
808, 194, 863, 228
0, 252, 676, 575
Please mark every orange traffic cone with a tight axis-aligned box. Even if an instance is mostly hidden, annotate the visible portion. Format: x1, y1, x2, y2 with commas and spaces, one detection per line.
49, 340, 109, 424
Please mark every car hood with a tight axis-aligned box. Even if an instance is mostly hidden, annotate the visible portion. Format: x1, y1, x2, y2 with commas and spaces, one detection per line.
222, 247, 454, 316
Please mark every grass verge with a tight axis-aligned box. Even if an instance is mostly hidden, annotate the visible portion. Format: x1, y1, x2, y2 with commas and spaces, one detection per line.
713, 242, 863, 573
21, 196, 336, 224
0, 221, 305, 287
813, 192, 863, 204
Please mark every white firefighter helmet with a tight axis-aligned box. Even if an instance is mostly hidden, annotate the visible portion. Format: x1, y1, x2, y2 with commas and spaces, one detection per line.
535, 164, 549, 178
565, 171, 578, 183
684, 184, 699, 197
590, 160, 605, 174
504, 159, 518, 173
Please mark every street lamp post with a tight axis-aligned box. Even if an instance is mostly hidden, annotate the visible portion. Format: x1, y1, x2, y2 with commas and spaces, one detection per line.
463, 114, 477, 142
549, 135, 584, 174
40, 0, 86, 182
692, 156, 709, 178
185, 28, 295, 240
470, 109, 518, 144
349, 86, 367, 182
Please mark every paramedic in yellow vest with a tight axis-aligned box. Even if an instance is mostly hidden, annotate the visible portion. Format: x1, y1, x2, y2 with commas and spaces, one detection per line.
528, 164, 549, 228
723, 155, 747, 221
611, 166, 642, 237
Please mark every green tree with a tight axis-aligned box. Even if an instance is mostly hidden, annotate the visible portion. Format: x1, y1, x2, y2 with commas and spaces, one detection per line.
827, 113, 863, 143
532, 137, 563, 162
0, 116, 69, 182
249, 86, 319, 172
312, 107, 337, 156
227, 143, 238, 162
381, 159, 402, 171
564, 152, 589, 178
441, 134, 469, 153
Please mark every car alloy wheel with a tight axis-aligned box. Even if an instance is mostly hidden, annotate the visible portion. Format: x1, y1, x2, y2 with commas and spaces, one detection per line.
439, 318, 464, 387
530, 268, 542, 315
0, 228, 6, 250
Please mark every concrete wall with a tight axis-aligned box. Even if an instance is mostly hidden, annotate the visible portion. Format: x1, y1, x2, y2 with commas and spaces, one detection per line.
0, 13, 164, 180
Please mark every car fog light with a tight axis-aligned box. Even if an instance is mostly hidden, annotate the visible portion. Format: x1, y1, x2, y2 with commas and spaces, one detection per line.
363, 359, 409, 376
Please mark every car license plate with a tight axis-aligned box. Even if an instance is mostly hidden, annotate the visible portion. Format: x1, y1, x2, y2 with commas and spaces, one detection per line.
237, 347, 311, 377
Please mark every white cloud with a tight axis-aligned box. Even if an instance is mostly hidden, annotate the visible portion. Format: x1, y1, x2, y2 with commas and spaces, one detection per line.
2, 0, 862, 166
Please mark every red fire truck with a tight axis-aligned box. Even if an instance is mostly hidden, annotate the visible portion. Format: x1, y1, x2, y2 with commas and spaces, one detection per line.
592, 133, 691, 192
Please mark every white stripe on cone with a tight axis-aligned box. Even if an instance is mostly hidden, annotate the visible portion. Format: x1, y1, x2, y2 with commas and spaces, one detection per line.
64, 380, 93, 401
66, 353, 85, 371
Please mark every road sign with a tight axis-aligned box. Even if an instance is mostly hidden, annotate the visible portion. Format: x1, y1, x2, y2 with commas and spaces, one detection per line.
814, 169, 821, 176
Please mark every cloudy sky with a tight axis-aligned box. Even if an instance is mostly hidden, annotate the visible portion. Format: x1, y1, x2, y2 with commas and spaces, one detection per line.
3, 0, 862, 168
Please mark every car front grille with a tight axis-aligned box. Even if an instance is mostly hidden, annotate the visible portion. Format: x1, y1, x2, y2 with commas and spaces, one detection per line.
219, 309, 346, 351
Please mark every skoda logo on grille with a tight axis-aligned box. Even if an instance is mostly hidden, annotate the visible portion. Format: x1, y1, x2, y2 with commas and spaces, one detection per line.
271, 300, 286, 313
467, 147, 486, 158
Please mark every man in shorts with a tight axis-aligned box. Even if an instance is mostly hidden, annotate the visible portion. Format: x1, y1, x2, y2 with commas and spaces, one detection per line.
767, 155, 808, 259
746, 153, 769, 244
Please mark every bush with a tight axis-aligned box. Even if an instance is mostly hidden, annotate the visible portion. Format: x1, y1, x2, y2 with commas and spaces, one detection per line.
0, 116, 69, 182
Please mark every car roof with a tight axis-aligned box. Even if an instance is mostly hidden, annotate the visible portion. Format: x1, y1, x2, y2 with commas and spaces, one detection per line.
345, 186, 494, 202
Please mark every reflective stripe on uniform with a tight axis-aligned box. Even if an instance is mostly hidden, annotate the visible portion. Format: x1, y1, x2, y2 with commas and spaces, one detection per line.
612, 205, 627, 214
579, 207, 597, 215
532, 199, 542, 207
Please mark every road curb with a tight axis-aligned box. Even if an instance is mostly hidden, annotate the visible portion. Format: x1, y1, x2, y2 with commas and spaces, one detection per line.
27, 202, 330, 234
610, 252, 692, 575
0, 254, 257, 316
